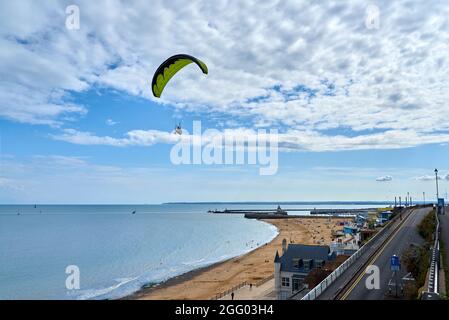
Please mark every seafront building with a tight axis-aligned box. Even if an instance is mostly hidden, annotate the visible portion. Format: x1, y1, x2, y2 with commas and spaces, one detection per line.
274, 244, 336, 300
274, 220, 367, 300
329, 232, 360, 256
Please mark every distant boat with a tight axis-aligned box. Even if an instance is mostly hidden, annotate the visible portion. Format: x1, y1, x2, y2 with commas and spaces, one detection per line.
132, 210, 136, 215
34, 204, 37, 209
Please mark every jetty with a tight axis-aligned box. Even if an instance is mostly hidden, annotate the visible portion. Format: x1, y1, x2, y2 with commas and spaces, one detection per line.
208, 205, 287, 216
208, 205, 376, 219
208, 209, 289, 215
309, 208, 376, 215
243, 212, 356, 219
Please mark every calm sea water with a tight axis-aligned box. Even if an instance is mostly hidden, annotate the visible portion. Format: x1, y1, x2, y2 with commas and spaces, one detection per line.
0, 203, 387, 300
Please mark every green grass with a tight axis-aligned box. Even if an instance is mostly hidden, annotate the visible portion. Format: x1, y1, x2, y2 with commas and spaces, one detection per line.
418, 209, 436, 243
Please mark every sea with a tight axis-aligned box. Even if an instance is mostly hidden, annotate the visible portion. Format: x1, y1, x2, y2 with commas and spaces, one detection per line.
0, 202, 388, 300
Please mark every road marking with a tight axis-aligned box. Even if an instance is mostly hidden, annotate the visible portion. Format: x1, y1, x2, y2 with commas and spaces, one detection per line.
340, 209, 418, 300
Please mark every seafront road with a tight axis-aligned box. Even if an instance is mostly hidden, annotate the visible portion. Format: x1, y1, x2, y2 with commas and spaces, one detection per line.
341, 206, 430, 300
318, 206, 431, 300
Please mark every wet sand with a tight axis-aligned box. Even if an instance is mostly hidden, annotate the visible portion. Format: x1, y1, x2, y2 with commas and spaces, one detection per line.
127, 217, 349, 300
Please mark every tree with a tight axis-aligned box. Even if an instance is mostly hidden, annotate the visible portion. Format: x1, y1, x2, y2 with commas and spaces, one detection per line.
304, 255, 349, 288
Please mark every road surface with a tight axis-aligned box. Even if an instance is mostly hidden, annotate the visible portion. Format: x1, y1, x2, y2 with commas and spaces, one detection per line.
318, 207, 415, 300
342, 207, 431, 300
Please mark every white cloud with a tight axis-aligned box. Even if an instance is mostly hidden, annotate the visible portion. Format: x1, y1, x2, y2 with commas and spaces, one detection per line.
106, 118, 117, 126
52, 127, 449, 152
1, 1, 449, 149
0, 176, 24, 191
52, 128, 180, 147
376, 175, 393, 182
414, 175, 440, 181
0, 154, 437, 203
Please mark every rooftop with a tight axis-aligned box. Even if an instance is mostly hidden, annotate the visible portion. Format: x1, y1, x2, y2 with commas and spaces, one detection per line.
276, 244, 333, 273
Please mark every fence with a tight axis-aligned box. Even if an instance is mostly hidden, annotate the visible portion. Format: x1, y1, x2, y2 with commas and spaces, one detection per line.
211, 274, 275, 300
427, 208, 440, 294
255, 274, 274, 287
211, 281, 248, 300
301, 209, 406, 300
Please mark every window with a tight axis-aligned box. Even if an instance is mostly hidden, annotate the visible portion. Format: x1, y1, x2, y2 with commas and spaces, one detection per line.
303, 259, 312, 272
292, 278, 302, 292
281, 277, 290, 287
292, 258, 303, 269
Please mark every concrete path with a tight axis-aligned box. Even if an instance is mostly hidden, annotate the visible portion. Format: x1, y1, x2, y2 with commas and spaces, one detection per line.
438, 208, 449, 296
219, 278, 276, 300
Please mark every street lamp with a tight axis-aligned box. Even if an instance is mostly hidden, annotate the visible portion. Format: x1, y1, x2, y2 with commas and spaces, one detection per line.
423, 192, 425, 205
435, 169, 439, 201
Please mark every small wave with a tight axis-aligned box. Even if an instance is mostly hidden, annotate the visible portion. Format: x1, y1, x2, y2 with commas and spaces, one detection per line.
75, 276, 139, 300
182, 258, 206, 266
75, 217, 280, 300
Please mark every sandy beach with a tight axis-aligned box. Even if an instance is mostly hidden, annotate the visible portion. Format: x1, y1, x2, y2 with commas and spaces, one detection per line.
127, 216, 350, 300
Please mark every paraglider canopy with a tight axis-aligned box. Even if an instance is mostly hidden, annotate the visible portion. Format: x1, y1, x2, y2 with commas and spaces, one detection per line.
151, 54, 208, 98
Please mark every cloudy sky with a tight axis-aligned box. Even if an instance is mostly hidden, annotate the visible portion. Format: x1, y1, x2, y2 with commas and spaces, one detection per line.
1, 0, 449, 203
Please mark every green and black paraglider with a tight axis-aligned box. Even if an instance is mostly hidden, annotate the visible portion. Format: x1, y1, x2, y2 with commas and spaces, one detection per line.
151, 54, 208, 98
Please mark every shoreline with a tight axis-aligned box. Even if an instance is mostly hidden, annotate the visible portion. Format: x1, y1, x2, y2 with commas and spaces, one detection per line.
124, 220, 278, 300
124, 216, 350, 300
123, 252, 251, 300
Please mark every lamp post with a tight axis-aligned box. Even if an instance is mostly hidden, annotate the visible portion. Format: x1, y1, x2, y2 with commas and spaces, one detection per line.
423, 192, 425, 205
435, 169, 439, 201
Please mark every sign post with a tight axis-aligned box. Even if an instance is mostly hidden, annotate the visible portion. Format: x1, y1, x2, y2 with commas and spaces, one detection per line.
390, 255, 400, 271
391, 255, 401, 297
438, 198, 445, 215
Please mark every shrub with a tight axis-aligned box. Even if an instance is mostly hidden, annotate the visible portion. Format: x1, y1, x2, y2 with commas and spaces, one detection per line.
401, 244, 430, 296
418, 210, 436, 243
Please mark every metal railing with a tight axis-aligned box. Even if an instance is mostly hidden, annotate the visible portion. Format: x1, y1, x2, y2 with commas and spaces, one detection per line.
301, 209, 406, 300
211, 274, 275, 300
211, 281, 248, 300
255, 274, 274, 287
426, 209, 440, 294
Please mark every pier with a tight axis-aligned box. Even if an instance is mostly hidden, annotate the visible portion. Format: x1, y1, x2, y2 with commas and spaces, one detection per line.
208, 206, 376, 219
243, 213, 356, 219
208, 205, 288, 216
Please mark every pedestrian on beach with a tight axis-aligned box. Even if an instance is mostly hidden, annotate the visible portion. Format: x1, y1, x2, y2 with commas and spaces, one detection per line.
231, 292, 234, 300
250, 283, 252, 290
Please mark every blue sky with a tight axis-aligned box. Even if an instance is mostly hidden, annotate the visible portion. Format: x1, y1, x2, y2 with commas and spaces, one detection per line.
1, 1, 449, 203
